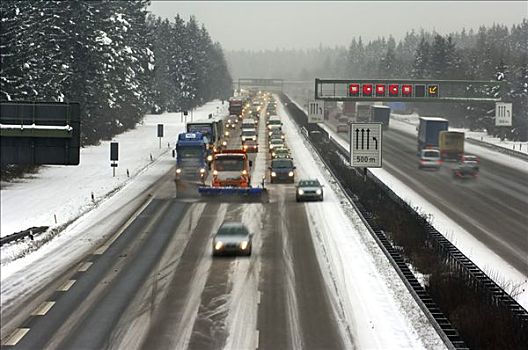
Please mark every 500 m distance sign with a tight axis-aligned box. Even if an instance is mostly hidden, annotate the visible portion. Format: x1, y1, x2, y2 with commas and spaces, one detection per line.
349, 123, 383, 168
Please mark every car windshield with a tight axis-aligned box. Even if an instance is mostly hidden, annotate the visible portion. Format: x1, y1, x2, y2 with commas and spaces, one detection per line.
272, 160, 293, 168
217, 224, 248, 236
299, 180, 320, 187
270, 139, 283, 144
177, 147, 203, 158
268, 119, 281, 125
242, 130, 256, 136
215, 156, 245, 171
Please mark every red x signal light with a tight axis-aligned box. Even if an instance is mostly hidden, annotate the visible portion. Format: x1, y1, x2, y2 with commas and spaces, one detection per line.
402, 84, 412, 96
349, 84, 360, 96
389, 84, 399, 97
362, 84, 373, 96
375, 84, 386, 96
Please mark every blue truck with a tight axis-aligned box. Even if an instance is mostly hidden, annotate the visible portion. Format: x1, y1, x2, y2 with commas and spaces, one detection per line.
417, 117, 449, 153
174, 132, 208, 180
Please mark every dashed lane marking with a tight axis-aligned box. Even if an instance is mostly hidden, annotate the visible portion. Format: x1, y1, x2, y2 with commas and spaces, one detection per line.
31, 301, 56, 316
93, 195, 154, 255
255, 329, 260, 350
57, 279, 76, 292
78, 262, 93, 272
257, 291, 261, 304
2, 328, 30, 346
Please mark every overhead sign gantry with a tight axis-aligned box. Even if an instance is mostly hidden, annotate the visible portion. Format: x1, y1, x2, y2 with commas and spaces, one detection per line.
237, 78, 284, 91
315, 78, 504, 102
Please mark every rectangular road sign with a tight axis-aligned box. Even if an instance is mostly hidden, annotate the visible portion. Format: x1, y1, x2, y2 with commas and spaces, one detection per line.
350, 123, 382, 167
495, 102, 512, 126
308, 101, 324, 123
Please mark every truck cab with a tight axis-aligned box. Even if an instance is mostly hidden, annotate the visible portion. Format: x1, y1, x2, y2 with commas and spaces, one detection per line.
175, 132, 208, 180
211, 150, 252, 187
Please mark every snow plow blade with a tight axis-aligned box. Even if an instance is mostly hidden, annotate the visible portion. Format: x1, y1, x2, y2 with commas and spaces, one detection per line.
198, 186, 268, 202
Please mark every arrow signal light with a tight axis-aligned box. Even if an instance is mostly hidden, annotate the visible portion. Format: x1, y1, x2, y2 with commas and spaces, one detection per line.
427, 84, 439, 97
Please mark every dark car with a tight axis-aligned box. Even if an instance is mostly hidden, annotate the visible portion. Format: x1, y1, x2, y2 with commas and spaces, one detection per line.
212, 222, 252, 256
269, 158, 295, 183
296, 179, 324, 201
452, 160, 479, 179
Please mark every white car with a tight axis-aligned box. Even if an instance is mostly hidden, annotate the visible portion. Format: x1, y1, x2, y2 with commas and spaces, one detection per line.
212, 222, 253, 256
418, 149, 442, 170
241, 128, 257, 142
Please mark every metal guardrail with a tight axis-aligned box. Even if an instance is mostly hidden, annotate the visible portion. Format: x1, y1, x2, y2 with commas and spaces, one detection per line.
0, 226, 48, 246
311, 133, 468, 350
465, 137, 528, 161
282, 92, 528, 349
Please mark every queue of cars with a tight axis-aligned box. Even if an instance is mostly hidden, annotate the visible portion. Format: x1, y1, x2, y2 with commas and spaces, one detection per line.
212, 92, 324, 257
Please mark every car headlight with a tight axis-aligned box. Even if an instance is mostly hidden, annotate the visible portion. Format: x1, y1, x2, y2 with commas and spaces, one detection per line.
213, 170, 218, 176
272, 152, 276, 157
215, 241, 224, 250
222, 141, 227, 146
242, 169, 248, 175
200, 168, 206, 174
270, 145, 274, 149
243, 145, 248, 150
316, 189, 322, 195
298, 189, 304, 195
207, 155, 213, 161
240, 241, 249, 250
288, 171, 294, 177
225, 131, 230, 136
176, 168, 182, 174
271, 171, 277, 177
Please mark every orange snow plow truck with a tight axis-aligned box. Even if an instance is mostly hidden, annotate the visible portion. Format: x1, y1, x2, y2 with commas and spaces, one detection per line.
198, 149, 265, 197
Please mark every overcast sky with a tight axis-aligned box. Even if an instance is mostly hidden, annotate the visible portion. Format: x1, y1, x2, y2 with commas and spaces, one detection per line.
148, 1, 527, 51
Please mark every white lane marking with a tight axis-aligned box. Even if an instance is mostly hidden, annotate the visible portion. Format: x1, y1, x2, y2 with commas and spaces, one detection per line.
93, 195, 154, 255
57, 279, 76, 291
2, 328, 30, 346
31, 301, 56, 316
255, 329, 260, 349
257, 291, 261, 305
78, 262, 93, 272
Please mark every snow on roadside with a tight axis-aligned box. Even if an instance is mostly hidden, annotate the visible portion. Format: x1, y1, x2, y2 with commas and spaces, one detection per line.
0, 101, 226, 238
278, 99, 445, 349
318, 116, 528, 310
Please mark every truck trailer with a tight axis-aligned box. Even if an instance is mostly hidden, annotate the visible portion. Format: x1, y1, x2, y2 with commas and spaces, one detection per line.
417, 117, 449, 153
370, 105, 391, 129
439, 131, 464, 161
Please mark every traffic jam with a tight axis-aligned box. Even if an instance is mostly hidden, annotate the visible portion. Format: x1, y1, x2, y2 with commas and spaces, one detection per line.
173, 91, 324, 256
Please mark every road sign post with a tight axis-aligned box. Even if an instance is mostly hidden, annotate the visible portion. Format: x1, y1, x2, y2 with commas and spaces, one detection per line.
495, 102, 512, 126
350, 123, 382, 168
308, 101, 324, 123
110, 142, 119, 177
157, 124, 164, 149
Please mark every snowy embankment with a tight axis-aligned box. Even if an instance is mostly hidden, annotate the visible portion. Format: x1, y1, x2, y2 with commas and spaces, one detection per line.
291, 100, 528, 310
0, 101, 226, 249
278, 99, 445, 349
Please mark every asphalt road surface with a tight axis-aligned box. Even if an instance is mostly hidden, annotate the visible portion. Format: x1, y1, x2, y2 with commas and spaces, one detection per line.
2, 101, 345, 350
327, 116, 528, 275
